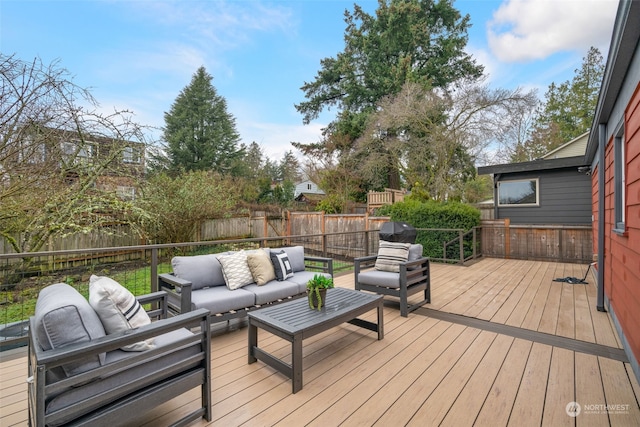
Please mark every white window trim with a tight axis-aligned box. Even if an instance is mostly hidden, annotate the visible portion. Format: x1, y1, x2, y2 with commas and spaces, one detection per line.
497, 178, 540, 207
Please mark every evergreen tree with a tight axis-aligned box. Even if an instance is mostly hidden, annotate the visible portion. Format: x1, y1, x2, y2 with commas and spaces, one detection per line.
294, 0, 483, 194
515, 47, 604, 161
162, 67, 241, 174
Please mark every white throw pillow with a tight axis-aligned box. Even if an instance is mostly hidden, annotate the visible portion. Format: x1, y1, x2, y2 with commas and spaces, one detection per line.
218, 251, 255, 290
89, 275, 154, 351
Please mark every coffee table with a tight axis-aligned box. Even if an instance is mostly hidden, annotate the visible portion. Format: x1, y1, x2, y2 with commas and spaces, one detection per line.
248, 287, 384, 393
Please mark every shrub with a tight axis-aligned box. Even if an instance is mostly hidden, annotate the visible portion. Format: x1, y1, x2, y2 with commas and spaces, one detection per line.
378, 199, 480, 260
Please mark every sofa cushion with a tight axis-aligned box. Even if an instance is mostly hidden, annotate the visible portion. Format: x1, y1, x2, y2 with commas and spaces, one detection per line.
276, 246, 305, 272
34, 283, 106, 378
375, 240, 411, 273
190, 286, 256, 315
244, 280, 301, 305
285, 271, 332, 294
89, 275, 154, 351
270, 250, 294, 281
218, 251, 254, 290
247, 250, 276, 286
358, 270, 401, 289
172, 254, 226, 290
45, 328, 201, 426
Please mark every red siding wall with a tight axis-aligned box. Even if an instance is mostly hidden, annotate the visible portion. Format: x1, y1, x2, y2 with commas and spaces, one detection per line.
599, 82, 640, 363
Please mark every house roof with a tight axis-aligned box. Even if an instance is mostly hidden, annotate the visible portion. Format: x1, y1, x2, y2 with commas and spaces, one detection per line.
586, 0, 640, 162
477, 155, 588, 176
541, 131, 589, 159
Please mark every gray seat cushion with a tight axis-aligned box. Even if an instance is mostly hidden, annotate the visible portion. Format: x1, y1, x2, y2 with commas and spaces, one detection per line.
244, 280, 301, 305
45, 328, 200, 426
34, 283, 106, 379
190, 285, 256, 314
285, 271, 332, 293
172, 254, 227, 290
357, 270, 401, 289
273, 246, 305, 272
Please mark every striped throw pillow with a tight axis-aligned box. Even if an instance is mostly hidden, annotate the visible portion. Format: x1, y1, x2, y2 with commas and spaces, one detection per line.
375, 241, 411, 272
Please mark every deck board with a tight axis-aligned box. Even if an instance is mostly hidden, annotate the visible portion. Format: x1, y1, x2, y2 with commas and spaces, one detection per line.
3, 258, 639, 427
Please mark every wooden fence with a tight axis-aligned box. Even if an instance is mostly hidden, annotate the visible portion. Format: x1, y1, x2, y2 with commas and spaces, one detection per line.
480, 219, 593, 263
1, 213, 594, 264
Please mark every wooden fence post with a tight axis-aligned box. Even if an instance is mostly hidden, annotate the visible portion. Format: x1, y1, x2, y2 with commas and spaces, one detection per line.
504, 218, 511, 259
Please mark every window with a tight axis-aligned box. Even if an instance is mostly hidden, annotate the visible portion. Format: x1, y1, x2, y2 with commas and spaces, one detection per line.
117, 186, 136, 200
497, 179, 539, 206
613, 126, 626, 233
307, 183, 312, 190
62, 141, 93, 163
123, 146, 141, 164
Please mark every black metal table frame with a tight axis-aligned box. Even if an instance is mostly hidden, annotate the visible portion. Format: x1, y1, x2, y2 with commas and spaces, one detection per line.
248, 288, 384, 393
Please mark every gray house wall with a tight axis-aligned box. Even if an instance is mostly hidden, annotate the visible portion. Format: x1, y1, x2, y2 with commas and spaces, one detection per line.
495, 168, 592, 225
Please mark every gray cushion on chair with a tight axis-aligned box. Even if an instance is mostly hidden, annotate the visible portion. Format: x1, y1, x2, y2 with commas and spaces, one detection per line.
244, 280, 301, 305
172, 254, 226, 290
285, 271, 332, 293
190, 285, 256, 314
408, 244, 423, 261
45, 328, 200, 426
274, 246, 305, 272
357, 270, 401, 289
34, 283, 106, 378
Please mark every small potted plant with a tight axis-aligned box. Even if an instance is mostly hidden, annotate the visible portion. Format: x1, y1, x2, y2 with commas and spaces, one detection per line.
307, 274, 334, 310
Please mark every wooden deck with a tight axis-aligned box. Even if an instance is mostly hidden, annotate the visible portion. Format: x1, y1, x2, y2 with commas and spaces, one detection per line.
2, 258, 639, 426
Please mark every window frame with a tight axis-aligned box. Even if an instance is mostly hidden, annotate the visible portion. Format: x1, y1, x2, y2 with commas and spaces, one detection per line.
123, 146, 141, 164
613, 122, 626, 234
497, 178, 540, 207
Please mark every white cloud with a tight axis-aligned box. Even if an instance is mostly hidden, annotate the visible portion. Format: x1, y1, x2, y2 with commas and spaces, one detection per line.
487, 0, 618, 62
237, 120, 325, 161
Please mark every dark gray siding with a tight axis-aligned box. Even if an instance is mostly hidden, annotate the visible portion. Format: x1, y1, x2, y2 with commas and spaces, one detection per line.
496, 168, 591, 225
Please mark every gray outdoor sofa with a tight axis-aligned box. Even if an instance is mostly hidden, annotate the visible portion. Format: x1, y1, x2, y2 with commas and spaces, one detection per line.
158, 246, 333, 322
28, 283, 211, 427
354, 243, 431, 317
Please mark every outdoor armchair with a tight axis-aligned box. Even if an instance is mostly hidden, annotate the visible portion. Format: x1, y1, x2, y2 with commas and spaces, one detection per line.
354, 245, 431, 317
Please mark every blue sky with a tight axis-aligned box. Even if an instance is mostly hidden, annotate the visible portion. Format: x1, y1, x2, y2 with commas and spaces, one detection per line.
1, 0, 619, 161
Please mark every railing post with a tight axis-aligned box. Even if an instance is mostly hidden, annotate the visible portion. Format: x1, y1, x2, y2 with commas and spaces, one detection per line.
151, 247, 158, 293
459, 230, 464, 265
473, 227, 478, 259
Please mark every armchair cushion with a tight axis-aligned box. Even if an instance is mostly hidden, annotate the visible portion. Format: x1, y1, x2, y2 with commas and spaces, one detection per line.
34, 283, 106, 378
89, 275, 154, 351
172, 254, 225, 290
357, 270, 402, 289
375, 241, 411, 273
218, 251, 254, 290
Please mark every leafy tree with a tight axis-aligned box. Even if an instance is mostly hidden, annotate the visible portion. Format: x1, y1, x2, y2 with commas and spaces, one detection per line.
293, 0, 484, 202
0, 54, 150, 253
514, 47, 604, 161
161, 66, 241, 174
354, 80, 537, 201
137, 170, 239, 243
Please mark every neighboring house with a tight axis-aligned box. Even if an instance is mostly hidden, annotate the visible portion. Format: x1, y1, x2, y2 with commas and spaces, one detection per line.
585, 0, 640, 383
6, 127, 145, 199
541, 131, 589, 159
293, 180, 325, 199
477, 138, 591, 225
